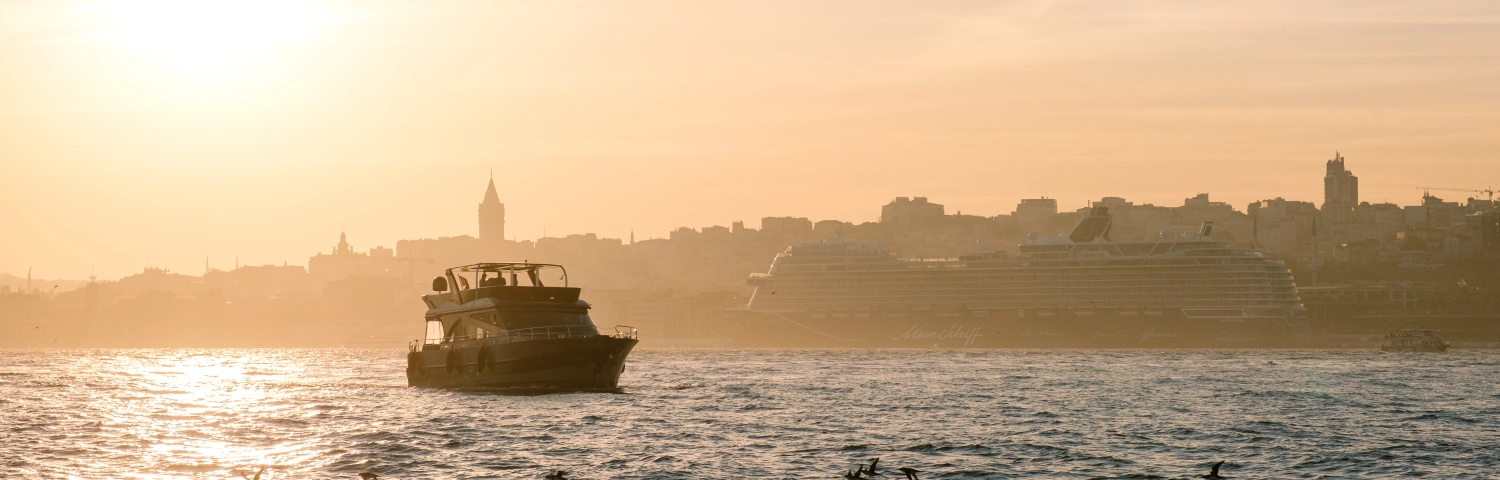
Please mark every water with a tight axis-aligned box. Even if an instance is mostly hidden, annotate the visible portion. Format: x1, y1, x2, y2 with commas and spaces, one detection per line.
2, 349, 1497, 479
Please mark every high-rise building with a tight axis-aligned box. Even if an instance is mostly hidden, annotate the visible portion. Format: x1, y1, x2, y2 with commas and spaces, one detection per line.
478, 176, 506, 243
1323, 152, 1358, 223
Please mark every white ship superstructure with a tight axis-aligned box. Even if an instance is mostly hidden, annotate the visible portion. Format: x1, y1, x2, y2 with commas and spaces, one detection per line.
746, 207, 1304, 339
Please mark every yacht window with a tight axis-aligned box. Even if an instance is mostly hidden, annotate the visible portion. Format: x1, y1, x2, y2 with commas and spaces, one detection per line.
469, 312, 498, 326
457, 319, 504, 339
496, 311, 598, 331
423, 320, 444, 344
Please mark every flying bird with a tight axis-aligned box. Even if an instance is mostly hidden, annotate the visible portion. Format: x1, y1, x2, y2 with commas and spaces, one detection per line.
897, 467, 920, 480
544, 470, 569, 480
1200, 460, 1226, 479
843, 469, 865, 479
238, 467, 266, 480
359, 472, 380, 480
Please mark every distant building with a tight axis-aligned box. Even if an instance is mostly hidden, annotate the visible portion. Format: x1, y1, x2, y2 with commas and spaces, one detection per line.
1322, 152, 1358, 223
813, 219, 852, 235
333, 232, 353, 255
479, 176, 506, 244
204, 264, 313, 299
1013, 198, 1058, 229
669, 227, 699, 241
308, 232, 400, 286
1249, 197, 1320, 257
1417, 193, 1462, 229
761, 216, 813, 235
396, 235, 481, 281
536, 233, 623, 251
1356, 202, 1405, 237
116, 267, 203, 297
1472, 211, 1500, 257
1180, 193, 1235, 220
702, 225, 731, 236
881, 197, 945, 226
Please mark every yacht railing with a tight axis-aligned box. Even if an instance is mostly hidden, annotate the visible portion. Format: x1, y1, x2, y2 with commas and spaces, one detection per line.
410, 324, 638, 352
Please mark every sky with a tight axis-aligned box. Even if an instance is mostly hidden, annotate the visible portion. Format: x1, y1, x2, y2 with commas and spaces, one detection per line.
3, 0, 1499, 280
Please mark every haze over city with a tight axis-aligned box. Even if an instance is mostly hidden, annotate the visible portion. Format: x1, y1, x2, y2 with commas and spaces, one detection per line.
8, 2, 1500, 479
4, 1, 1500, 279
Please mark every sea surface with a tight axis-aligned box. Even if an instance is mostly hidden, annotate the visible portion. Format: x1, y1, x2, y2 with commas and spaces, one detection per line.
1, 349, 1497, 479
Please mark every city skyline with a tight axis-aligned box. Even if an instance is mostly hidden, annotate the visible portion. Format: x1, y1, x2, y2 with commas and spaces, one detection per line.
5, 152, 1493, 283
5, 1, 1500, 279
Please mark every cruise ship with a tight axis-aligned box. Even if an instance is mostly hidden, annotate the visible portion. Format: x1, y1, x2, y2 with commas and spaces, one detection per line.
738, 207, 1308, 347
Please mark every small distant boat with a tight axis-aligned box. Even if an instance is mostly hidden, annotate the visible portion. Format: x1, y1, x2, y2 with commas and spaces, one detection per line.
1380, 329, 1449, 352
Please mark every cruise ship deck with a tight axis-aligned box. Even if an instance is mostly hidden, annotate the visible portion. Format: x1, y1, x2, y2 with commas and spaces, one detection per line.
739, 207, 1308, 348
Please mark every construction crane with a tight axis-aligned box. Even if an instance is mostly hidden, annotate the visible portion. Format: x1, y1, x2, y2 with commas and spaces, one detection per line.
1415, 186, 1494, 203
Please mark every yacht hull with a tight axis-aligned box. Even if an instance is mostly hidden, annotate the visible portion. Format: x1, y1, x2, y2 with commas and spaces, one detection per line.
406, 336, 638, 390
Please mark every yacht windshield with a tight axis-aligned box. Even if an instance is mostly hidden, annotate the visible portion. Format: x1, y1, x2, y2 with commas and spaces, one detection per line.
450, 263, 568, 290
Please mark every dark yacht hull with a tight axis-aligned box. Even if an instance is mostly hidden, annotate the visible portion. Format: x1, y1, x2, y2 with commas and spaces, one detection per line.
406, 336, 638, 390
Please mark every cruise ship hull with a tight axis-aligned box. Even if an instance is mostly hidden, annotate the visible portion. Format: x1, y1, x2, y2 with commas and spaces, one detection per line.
722, 309, 1310, 348
406, 336, 638, 390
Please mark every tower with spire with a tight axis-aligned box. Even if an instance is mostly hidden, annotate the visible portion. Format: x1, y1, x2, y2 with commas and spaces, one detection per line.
334, 231, 354, 255
479, 173, 506, 244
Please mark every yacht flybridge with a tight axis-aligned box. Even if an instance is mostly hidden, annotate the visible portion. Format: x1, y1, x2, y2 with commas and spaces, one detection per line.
406, 262, 638, 390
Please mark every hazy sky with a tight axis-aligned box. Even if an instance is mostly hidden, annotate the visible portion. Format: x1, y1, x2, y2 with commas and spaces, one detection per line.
4, 1, 1499, 279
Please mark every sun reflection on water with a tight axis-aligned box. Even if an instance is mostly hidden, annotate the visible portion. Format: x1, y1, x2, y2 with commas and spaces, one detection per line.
112, 351, 320, 478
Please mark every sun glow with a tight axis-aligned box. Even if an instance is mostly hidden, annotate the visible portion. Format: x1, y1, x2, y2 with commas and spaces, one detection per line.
88, 0, 340, 103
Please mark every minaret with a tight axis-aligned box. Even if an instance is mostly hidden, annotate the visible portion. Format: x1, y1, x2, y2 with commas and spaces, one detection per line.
479, 174, 506, 243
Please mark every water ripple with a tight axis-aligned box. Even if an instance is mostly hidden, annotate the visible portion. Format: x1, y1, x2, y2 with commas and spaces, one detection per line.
0, 349, 1497, 478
